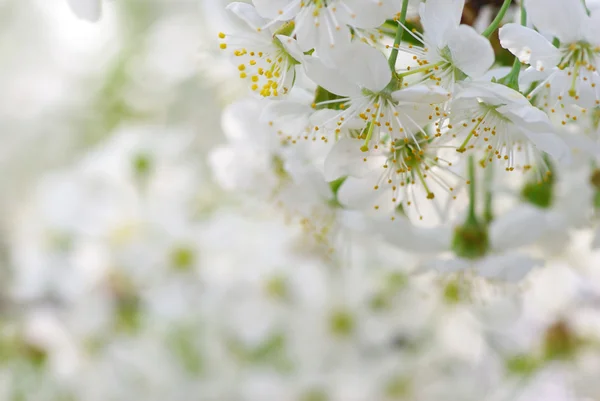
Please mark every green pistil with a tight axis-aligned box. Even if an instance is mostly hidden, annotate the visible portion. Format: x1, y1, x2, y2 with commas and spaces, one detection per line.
133, 153, 152, 176
170, 246, 195, 271
506, 354, 540, 376
301, 390, 329, 401
273, 20, 295, 37
416, 168, 434, 199
452, 220, 490, 260
452, 155, 490, 259
443, 278, 468, 304
264, 276, 288, 300
543, 321, 580, 361
385, 376, 411, 399
329, 309, 355, 337
360, 100, 382, 151
272, 155, 289, 180
522, 172, 554, 209
115, 292, 142, 333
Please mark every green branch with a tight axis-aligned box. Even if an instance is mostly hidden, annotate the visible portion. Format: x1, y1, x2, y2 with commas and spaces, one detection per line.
388, 0, 411, 70
482, 0, 512, 38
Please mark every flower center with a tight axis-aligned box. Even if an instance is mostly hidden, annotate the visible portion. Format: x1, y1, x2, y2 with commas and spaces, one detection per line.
559, 41, 600, 98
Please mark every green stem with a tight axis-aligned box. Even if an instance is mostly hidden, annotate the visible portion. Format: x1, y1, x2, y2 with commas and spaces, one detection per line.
484, 163, 494, 223
582, 0, 591, 15
481, 0, 513, 38
388, 0, 411, 70
467, 155, 477, 223
499, 1, 526, 90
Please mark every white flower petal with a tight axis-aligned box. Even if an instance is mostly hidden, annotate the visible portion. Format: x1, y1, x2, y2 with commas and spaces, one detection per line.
252, 0, 298, 20
338, 173, 395, 212
521, 130, 572, 164
419, 0, 464, 48
447, 25, 495, 78
226, 2, 269, 31
275, 35, 304, 63
324, 138, 387, 181
476, 253, 542, 282
490, 204, 547, 251
454, 81, 530, 107
499, 24, 561, 71
584, 9, 600, 44
67, 0, 101, 22
498, 102, 554, 132
391, 85, 449, 103
422, 258, 470, 274
527, 0, 587, 43
335, 42, 392, 92
374, 218, 452, 253
593, 226, 600, 250
222, 99, 266, 144
337, 0, 392, 28
303, 57, 361, 97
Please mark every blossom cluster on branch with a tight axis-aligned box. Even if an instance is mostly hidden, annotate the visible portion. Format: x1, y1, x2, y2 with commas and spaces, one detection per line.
214, 0, 600, 281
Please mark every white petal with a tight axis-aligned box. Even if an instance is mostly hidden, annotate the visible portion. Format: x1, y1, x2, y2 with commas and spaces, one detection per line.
303, 57, 361, 97
454, 81, 530, 107
375, 218, 453, 253
499, 24, 561, 71
498, 102, 554, 132
447, 25, 495, 78
391, 85, 449, 103
489, 204, 547, 251
338, 173, 395, 212
226, 2, 269, 31
252, 0, 298, 20
337, 0, 390, 28
67, 0, 101, 21
275, 35, 304, 63
584, 9, 600, 44
527, 0, 587, 43
419, 0, 464, 48
335, 42, 392, 92
521, 130, 572, 164
222, 99, 266, 144
324, 138, 387, 181
593, 227, 600, 250
422, 257, 470, 274
476, 253, 542, 282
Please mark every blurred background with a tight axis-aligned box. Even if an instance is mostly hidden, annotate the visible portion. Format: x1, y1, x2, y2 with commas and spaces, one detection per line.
0, 0, 243, 399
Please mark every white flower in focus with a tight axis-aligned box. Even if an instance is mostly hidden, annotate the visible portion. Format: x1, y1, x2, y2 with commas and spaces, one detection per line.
219, 3, 303, 97
396, 0, 495, 91
251, 0, 405, 62
450, 82, 570, 170
499, 0, 600, 116
67, 0, 102, 21
303, 41, 449, 146
324, 136, 465, 224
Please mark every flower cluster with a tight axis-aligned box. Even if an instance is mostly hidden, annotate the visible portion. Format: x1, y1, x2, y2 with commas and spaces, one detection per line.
11, 0, 598, 399
216, 0, 600, 281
